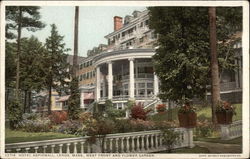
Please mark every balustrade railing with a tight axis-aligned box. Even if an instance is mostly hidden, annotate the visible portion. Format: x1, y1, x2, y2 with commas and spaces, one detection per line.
5, 129, 193, 153
220, 120, 242, 140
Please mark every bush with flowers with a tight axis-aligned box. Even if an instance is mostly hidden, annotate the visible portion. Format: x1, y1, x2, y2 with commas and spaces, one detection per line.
49, 111, 68, 124
130, 119, 156, 131
18, 114, 51, 132
156, 104, 167, 113
130, 103, 151, 120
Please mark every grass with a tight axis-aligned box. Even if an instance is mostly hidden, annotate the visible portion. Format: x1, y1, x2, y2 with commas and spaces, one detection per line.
196, 104, 242, 122
195, 136, 242, 145
155, 146, 210, 153
150, 104, 242, 122
5, 128, 77, 144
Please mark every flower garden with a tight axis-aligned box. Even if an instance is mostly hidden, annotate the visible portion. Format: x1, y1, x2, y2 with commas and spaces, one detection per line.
6, 100, 242, 153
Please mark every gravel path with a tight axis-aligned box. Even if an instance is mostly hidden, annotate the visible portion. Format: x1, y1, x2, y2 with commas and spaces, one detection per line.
194, 141, 242, 153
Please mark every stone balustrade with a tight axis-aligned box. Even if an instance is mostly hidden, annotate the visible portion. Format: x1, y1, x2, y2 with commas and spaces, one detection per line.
220, 120, 242, 140
5, 128, 193, 153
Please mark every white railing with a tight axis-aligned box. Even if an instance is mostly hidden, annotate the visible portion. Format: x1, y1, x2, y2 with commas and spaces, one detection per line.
5, 128, 193, 153
220, 120, 242, 140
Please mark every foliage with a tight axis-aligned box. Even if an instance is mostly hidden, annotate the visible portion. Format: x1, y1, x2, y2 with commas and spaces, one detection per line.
195, 120, 213, 137
8, 99, 23, 129
49, 111, 68, 124
216, 100, 236, 115
148, 7, 242, 104
84, 118, 114, 152
22, 113, 39, 121
113, 119, 133, 133
68, 77, 80, 120
130, 119, 156, 131
161, 128, 180, 153
6, 6, 45, 100
57, 120, 82, 135
156, 104, 166, 113
44, 24, 70, 114
130, 103, 151, 120
18, 116, 51, 132
178, 102, 196, 114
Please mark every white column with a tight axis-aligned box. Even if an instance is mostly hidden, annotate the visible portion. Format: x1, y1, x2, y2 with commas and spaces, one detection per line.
187, 128, 194, 148
103, 75, 106, 98
154, 73, 159, 96
96, 66, 101, 101
220, 124, 230, 140
80, 90, 84, 109
108, 61, 113, 99
129, 58, 135, 98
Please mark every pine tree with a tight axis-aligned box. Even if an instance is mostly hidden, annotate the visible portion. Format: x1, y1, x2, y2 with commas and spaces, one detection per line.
5, 6, 45, 99
19, 36, 47, 113
44, 24, 70, 114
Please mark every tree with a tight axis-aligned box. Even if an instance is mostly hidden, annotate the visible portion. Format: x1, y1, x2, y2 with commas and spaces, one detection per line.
68, 6, 80, 119
148, 7, 242, 122
19, 36, 47, 113
44, 24, 70, 114
5, 6, 45, 99
149, 7, 210, 104
208, 7, 220, 124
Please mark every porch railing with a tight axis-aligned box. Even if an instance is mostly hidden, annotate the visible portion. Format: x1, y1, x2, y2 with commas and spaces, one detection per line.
220, 120, 242, 140
5, 128, 193, 153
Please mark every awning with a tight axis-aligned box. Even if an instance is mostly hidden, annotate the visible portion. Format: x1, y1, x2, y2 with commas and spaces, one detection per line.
57, 95, 70, 102
84, 93, 94, 99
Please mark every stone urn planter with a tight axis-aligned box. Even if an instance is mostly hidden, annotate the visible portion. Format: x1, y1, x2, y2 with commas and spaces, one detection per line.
178, 102, 197, 128
215, 101, 235, 125
178, 112, 197, 128
216, 111, 233, 124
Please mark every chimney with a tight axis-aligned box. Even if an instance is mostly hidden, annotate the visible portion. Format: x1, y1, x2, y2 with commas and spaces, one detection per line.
114, 16, 123, 31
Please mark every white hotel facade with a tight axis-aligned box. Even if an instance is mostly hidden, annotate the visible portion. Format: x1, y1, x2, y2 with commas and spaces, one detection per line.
78, 9, 242, 111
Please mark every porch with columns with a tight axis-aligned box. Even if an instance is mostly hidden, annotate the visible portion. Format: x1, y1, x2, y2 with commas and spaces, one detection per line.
95, 58, 159, 102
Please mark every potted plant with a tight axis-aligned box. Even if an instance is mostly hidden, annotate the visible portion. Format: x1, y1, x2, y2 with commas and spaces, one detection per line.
216, 100, 236, 124
178, 102, 197, 128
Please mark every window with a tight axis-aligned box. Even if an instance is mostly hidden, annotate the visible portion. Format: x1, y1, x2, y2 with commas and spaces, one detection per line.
147, 83, 153, 88
83, 63, 86, 67
122, 32, 125, 37
138, 83, 145, 88
145, 20, 149, 26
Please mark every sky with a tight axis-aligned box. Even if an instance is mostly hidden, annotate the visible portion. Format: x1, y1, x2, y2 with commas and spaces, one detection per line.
22, 6, 146, 57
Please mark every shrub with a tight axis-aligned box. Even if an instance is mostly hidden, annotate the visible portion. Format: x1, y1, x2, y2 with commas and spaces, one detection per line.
130, 103, 151, 120
195, 120, 213, 137
130, 119, 156, 131
18, 117, 51, 132
114, 119, 133, 133
8, 99, 23, 129
22, 113, 39, 120
156, 104, 166, 113
49, 111, 68, 124
57, 120, 82, 135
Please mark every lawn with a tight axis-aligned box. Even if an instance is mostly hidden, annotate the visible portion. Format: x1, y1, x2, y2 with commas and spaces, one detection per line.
5, 128, 77, 144
150, 104, 242, 122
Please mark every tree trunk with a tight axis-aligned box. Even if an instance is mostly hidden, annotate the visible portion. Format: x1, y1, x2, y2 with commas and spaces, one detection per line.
209, 7, 220, 124
48, 85, 52, 114
23, 90, 27, 113
16, 7, 22, 99
27, 91, 32, 113
73, 6, 79, 77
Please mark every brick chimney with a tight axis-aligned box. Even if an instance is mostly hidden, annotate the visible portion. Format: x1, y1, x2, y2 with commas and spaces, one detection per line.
114, 16, 123, 31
